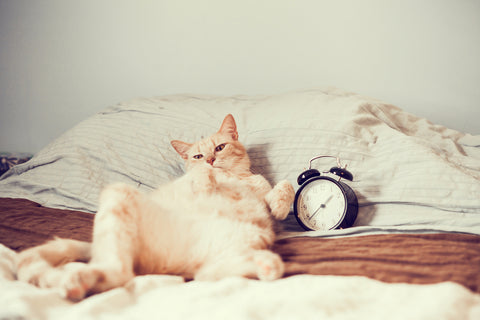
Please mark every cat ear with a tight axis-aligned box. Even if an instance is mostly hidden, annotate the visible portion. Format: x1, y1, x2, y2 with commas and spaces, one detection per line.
218, 114, 239, 140
171, 140, 192, 160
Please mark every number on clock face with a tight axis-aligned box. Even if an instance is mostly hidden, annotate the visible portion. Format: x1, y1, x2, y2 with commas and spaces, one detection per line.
297, 179, 346, 231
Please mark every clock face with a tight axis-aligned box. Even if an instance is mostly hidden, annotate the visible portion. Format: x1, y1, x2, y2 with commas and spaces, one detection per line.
295, 178, 347, 231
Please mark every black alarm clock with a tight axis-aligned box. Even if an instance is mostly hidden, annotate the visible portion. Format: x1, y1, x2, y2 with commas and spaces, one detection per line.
294, 156, 358, 231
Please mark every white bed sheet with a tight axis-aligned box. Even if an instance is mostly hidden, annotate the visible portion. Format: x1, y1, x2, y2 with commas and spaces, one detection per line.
0, 244, 479, 320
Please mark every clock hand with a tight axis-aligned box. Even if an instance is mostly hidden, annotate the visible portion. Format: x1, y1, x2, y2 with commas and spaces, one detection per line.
308, 195, 334, 221
324, 195, 333, 204
308, 205, 323, 221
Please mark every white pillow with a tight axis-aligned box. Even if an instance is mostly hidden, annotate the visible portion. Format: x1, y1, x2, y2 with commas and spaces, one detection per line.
1, 88, 479, 233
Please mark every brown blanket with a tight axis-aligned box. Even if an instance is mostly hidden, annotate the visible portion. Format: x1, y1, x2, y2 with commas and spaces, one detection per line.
1, 197, 479, 293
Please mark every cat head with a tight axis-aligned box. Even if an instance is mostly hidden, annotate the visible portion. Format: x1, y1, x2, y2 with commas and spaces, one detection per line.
171, 114, 251, 174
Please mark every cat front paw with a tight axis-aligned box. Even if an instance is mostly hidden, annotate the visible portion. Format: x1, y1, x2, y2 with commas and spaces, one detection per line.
254, 250, 284, 281
189, 164, 216, 194
265, 180, 295, 220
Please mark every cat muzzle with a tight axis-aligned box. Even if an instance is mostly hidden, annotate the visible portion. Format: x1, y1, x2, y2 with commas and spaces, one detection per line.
206, 157, 216, 165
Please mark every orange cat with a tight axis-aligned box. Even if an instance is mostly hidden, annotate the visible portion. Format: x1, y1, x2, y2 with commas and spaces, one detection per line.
16, 114, 295, 301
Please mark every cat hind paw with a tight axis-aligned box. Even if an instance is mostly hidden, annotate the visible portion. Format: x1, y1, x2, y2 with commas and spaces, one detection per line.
61, 264, 105, 302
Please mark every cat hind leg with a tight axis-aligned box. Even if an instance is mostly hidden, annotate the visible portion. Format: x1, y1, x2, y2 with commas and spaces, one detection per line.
194, 250, 284, 281
61, 183, 141, 300
16, 238, 91, 288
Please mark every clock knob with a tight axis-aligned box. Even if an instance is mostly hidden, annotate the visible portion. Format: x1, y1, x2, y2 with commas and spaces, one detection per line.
297, 169, 320, 185
329, 167, 353, 181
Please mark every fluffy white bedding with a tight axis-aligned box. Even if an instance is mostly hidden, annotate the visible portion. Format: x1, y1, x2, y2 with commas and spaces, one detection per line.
0, 244, 479, 320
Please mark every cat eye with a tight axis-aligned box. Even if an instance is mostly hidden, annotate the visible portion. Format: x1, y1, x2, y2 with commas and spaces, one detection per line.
215, 144, 226, 152
193, 154, 203, 159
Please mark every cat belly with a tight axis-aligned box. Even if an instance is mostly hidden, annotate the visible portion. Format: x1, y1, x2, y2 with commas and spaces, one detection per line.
134, 196, 275, 277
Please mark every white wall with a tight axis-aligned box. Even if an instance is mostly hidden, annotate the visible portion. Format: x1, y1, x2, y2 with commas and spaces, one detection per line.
1, 0, 479, 153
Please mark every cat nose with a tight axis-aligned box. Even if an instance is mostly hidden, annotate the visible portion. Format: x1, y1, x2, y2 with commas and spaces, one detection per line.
206, 156, 216, 165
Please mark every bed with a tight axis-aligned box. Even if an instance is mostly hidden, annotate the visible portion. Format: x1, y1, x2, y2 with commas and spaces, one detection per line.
1, 88, 479, 319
